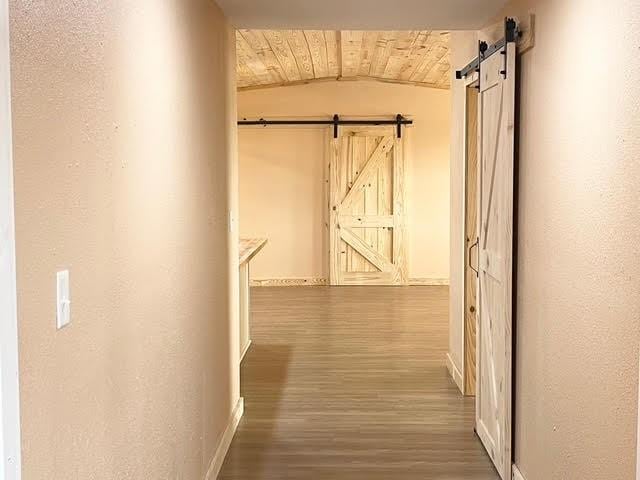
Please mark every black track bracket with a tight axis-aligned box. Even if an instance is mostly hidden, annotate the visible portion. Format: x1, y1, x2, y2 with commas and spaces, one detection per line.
456, 18, 519, 82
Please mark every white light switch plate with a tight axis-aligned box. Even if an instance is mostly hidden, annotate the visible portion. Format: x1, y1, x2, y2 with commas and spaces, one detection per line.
56, 270, 71, 329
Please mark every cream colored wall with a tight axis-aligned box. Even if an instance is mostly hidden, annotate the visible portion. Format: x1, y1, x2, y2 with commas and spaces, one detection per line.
450, 3, 640, 478
239, 128, 326, 279
238, 81, 451, 282
9, 1, 239, 479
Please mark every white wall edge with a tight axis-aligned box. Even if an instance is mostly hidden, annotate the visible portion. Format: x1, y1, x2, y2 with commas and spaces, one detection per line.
205, 397, 244, 480
0, 0, 21, 478
445, 353, 464, 394
512, 464, 526, 480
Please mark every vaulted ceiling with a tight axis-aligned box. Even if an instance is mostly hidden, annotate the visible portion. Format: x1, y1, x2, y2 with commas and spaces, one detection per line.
236, 30, 451, 91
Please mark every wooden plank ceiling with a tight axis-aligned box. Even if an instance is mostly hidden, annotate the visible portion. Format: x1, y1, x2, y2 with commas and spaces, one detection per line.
236, 30, 451, 90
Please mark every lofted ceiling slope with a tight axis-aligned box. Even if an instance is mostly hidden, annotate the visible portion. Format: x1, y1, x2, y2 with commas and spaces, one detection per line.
218, 0, 508, 30
236, 30, 451, 91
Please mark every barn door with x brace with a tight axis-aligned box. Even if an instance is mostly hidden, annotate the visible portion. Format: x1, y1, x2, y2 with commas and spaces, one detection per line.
474, 35, 517, 480
329, 126, 407, 286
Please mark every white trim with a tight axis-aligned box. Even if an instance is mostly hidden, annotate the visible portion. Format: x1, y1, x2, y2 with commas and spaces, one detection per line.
249, 277, 450, 287
512, 464, 526, 480
250, 277, 328, 287
205, 397, 244, 480
637, 351, 640, 479
408, 278, 449, 286
240, 340, 251, 362
0, 0, 21, 478
445, 353, 463, 394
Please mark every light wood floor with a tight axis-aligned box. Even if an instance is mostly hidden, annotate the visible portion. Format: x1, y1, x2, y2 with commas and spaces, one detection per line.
219, 286, 499, 480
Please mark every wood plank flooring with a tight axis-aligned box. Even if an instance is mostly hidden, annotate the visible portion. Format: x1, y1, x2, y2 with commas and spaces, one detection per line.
219, 286, 499, 480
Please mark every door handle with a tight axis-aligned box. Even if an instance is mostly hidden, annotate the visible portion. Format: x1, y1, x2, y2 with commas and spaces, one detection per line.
468, 237, 479, 277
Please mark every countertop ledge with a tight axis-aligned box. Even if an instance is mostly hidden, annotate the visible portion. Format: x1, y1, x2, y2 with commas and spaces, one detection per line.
239, 238, 268, 265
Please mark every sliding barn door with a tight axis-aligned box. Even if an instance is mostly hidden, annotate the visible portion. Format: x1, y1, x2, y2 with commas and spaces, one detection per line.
329, 126, 407, 286
475, 42, 516, 480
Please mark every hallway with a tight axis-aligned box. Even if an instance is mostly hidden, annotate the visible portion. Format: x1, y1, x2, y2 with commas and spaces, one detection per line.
219, 286, 499, 480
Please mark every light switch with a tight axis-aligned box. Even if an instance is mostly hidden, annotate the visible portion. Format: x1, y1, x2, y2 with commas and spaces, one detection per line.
56, 270, 71, 329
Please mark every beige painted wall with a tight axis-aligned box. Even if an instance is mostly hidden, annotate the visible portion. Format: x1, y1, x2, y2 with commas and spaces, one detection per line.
9, 1, 239, 479
450, 3, 640, 478
238, 81, 451, 282
239, 127, 326, 279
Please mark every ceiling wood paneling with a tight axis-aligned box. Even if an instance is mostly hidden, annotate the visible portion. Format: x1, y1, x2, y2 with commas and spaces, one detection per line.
236, 30, 451, 91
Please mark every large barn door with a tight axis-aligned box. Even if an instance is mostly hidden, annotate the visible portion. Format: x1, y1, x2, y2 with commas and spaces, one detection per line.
475, 41, 516, 479
329, 126, 407, 286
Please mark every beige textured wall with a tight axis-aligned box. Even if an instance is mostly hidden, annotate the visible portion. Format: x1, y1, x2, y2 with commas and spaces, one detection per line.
9, 1, 239, 479
450, 2, 640, 478
238, 81, 451, 282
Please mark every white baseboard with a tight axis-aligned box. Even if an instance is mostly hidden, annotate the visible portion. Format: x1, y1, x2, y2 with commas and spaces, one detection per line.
205, 397, 244, 480
240, 339, 252, 362
250, 277, 328, 287
512, 464, 526, 480
446, 353, 464, 394
409, 278, 450, 286
250, 277, 450, 287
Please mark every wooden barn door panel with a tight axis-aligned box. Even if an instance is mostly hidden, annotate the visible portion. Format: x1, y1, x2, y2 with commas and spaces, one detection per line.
475, 41, 516, 480
329, 126, 407, 286
464, 85, 479, 396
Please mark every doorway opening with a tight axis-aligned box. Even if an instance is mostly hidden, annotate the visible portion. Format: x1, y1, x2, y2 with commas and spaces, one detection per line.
228, 22, 519, 480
